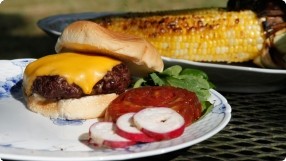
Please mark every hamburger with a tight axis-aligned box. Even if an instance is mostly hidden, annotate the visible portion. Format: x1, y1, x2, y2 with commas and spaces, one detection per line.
22, 21, 164, 120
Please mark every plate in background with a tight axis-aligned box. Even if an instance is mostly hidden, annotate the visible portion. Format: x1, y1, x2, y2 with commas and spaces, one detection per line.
163, 57, 286, 93
37, 12, 286, 93
37, 12, 115, 37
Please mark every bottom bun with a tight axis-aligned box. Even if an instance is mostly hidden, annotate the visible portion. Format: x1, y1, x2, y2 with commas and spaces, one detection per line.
25, 93, 118, 120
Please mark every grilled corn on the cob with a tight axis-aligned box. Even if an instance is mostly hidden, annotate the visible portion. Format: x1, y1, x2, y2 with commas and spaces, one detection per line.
92, 8, 266, 63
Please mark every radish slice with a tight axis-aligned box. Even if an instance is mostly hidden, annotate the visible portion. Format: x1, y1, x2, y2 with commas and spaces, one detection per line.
89, 122, 136, 148
133, 107, 185, 140
116, 113, 156, 142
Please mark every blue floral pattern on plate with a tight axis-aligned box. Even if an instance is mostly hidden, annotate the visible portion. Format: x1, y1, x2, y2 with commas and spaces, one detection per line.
0, 59, 34, 99
51, 119, 85, 126
0, 59, 86, 126
0, 74, 22, 98
0, 59, 231, 161
209, 89, 230, 114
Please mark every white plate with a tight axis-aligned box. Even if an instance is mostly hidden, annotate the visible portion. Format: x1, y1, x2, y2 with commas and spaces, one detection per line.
37, 12, 286, 93
0, 59, 231, 161
163, 57, 286, 93
38, 12, 115, 37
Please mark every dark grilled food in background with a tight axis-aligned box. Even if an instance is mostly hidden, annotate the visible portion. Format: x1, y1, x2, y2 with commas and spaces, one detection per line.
227, 0, 286, 36
227, 0, 286, 68
32, 63, 131, 101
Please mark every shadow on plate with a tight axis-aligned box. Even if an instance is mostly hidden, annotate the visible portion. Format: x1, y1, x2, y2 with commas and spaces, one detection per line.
78, 132, 186, 161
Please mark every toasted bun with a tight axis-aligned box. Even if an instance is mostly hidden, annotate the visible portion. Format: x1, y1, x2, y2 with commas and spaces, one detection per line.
55, 20, 164, 76
24, 92, 118, 120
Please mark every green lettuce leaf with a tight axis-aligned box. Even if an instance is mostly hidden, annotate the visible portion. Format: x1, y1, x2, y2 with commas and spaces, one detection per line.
133, 65, 215, 117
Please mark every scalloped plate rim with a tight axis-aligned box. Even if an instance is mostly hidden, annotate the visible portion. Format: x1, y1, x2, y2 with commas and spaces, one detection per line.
0, 58, 231, 161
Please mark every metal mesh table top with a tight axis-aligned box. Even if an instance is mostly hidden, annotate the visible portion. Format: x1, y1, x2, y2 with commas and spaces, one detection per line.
134, 91, 286, 161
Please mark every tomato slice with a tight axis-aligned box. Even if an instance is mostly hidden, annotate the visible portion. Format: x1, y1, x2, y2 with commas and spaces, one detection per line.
104, 86, 202, 126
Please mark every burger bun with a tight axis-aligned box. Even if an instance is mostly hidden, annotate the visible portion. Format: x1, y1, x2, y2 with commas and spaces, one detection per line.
55, 20, 164, 76
25, 93, 118, 120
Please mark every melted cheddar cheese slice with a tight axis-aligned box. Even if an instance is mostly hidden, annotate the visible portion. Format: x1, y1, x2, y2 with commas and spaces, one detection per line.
23, 53, 121, 95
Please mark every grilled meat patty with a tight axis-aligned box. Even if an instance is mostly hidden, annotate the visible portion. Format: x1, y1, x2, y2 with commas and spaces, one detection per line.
31, 63, 131, 100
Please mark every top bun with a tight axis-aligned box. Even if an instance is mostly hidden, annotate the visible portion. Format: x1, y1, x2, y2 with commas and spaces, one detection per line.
55, 20, 164, 76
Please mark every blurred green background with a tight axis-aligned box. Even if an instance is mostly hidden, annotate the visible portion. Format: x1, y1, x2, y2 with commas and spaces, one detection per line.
0, 0, 227, 59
